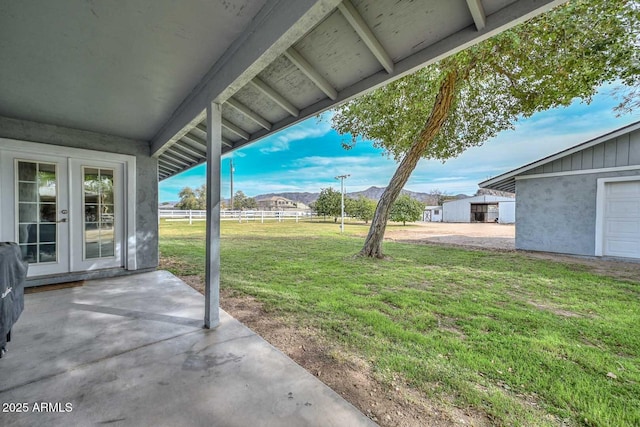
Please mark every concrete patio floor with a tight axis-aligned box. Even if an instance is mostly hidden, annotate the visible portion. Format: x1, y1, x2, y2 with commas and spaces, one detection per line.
0, 271, 375, 427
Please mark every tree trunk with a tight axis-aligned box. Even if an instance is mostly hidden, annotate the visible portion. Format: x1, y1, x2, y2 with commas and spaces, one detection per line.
359, 70, 460, 258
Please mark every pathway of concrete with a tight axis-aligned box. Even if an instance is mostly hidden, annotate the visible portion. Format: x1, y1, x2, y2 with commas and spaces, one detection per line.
0, 271, 375, 427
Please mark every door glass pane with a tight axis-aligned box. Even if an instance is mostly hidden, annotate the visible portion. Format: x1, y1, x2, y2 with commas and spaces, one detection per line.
21, 245, 37, 263
18, 162, 36, 181
40, 204, 56, 222
18, 224, 37, 244
19, 203, 38, 222
39, 224, 56, 243
17, 161, 57, 264
83, 167, 115, 259
19, 182, 37, 202
40, 244, 56, 263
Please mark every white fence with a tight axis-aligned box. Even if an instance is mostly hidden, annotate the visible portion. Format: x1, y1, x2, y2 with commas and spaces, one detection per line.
159, 209, 314, 224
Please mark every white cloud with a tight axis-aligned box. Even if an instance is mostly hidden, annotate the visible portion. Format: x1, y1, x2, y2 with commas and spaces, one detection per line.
260, 140, 291, 154
259, 118, 333, 154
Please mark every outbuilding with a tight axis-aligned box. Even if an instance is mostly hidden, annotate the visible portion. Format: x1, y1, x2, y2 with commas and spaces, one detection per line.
423, 206, 443, 222
442, 195, 515, 223
479, 121, 640, 259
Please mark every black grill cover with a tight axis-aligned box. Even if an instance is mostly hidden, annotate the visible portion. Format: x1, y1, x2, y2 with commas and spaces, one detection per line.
0, 242, 28, 349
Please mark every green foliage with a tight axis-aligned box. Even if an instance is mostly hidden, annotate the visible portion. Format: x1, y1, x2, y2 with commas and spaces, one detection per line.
390, 194, 424, 225
346, 195, 377, 223
331, 0, 639, 162
232, 190, 257, 210
313, 187, 342, 218
160, 220, 640, 426
176, 185, 206, 210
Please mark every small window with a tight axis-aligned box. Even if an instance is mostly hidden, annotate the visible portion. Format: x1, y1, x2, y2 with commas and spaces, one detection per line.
433, 209, 440, 215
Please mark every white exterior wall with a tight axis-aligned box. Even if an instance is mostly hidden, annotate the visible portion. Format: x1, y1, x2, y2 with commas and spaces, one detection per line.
443, 195, 515, 223
423, 206, 443, 222
498, 201, 516, 223
443, 200, 471, 222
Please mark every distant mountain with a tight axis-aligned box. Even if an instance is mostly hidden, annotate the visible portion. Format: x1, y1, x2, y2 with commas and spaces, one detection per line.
252, 186, 471, 207
161, 186, 483, 208
254, 192, 319, 206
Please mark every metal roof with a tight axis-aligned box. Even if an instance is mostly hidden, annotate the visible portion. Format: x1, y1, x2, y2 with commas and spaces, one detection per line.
479, 120, 640, 193
0, 0, 566, 181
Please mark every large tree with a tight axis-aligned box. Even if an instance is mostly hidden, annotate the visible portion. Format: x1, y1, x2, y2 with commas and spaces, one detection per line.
331, 0, 639, 258
176, 185, 206, 210
232, 191, 257, 210
313, 187, 342, 221
390, 195, 424, 226
347, 195, 377, 224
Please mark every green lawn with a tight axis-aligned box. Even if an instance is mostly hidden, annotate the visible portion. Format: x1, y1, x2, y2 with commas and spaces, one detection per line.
159, 219, 640, 426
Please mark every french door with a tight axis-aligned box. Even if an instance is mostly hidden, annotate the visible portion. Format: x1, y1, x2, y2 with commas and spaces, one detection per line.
0, 152, 124, 277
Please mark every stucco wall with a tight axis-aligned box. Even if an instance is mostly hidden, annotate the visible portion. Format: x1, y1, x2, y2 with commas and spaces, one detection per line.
515, 169, 640, 255
498, 201, 515, 224
0, 116, 158, 270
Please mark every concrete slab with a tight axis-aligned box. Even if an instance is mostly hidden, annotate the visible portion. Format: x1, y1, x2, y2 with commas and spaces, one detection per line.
0, 271, 376, 427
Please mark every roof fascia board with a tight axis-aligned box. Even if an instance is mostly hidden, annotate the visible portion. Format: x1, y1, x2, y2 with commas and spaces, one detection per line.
226, 0, 568, 154
479, 120, 640, 188
514, 165, 640, 181
151, 0, 342, 157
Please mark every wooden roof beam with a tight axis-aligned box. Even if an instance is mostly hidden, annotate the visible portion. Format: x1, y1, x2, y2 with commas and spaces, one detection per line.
159, 158, 181, 170
284, 48, 338, 100
338, 0, 394, 73
167, 146, 200, 163
189, 126, 234, 148
249, 78, 299, 117
226, 98, 272, 130
466, 0, 487, 31
222, 118, 250, 140
161, 151, 191, 168
175, 140, 206, 158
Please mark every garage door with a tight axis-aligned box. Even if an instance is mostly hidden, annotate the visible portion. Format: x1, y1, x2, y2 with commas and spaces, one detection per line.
603, 180, 640, 258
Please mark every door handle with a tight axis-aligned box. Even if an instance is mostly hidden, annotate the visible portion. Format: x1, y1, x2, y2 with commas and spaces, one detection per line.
57, 218, 68, 223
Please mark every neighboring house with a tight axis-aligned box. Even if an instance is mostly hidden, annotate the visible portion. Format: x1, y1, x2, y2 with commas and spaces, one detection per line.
442, 195, 515, 223
423, 206, 443, 222
256, 196, 308, 211
0, 1, 562, 326
479, 121, 640, 260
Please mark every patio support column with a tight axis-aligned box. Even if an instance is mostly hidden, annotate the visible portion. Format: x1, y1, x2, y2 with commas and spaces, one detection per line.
204, 102, 222, 329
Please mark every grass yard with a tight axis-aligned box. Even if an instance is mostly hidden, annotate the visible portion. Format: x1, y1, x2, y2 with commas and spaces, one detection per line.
159, 219, 640, 426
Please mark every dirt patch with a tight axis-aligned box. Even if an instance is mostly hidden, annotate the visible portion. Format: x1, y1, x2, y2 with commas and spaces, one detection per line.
380, 223, 516, 251
217, 286, 490, 427
381, 223, 640, 283
527, 301, 582, 318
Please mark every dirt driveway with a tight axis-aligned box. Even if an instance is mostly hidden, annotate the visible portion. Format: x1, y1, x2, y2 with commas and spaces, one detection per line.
384, 222, 516, 250
381, 222, 640, 282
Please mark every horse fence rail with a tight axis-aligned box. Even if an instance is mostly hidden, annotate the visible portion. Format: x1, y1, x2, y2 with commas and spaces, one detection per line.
159, 209, 316, 224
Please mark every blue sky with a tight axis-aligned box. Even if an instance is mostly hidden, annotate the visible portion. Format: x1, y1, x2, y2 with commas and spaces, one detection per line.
159, 84, 639, 202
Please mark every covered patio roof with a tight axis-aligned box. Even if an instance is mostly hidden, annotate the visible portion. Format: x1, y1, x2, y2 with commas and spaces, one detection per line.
0, 0, 567, 180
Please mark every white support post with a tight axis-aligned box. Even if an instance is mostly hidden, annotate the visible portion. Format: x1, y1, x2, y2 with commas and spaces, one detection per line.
261, 211, 264, 223
189, 209, 192, 225
204, 102, 222, 329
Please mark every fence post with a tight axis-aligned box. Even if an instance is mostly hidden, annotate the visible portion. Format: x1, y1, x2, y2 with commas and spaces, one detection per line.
189, 210, 192, 225
296, 212, 299, 223
261, 211, 264, 223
